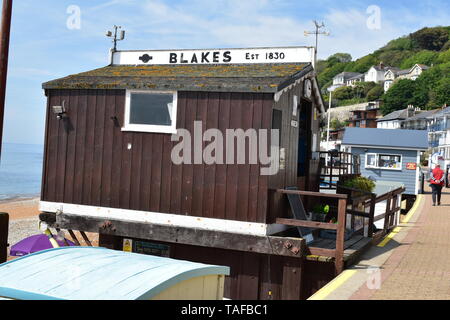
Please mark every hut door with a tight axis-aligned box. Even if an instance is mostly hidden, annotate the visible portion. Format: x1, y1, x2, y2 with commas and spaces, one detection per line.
297, 99, 312, 190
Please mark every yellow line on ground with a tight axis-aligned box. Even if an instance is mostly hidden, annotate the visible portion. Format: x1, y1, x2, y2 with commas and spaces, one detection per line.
307, 194, 425, 300
307, 269, 357, 300
402, 194, 423, 224
377, 194, 424, 248
377, 227, 401, 247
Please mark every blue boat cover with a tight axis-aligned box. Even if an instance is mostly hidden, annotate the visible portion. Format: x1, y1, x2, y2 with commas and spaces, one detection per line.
0, 247, 230, 300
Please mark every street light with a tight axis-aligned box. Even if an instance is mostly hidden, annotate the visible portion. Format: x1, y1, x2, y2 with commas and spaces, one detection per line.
326, 90, 332, 151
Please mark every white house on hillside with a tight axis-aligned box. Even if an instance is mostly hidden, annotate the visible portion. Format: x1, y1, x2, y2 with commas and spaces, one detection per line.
364, 63, 390, 83
384, 64, 430, 92
328, 72, 363, 91
346, 74, 365, 87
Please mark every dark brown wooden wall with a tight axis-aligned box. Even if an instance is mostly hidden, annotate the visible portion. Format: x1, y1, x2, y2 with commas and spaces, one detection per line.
98, 234, 306, 300
42, 89, 275, 223
266, 79, 321, 223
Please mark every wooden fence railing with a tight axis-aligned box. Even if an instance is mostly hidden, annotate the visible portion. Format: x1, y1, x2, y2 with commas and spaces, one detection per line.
275, 186, 405, 275
275, 189, 348, 274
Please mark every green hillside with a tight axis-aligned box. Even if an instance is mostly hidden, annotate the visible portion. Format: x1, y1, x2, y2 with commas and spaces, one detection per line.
318, 26, 450, 114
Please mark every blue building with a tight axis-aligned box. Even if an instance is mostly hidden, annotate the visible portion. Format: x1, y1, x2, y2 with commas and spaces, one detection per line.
342, 128, 428, 195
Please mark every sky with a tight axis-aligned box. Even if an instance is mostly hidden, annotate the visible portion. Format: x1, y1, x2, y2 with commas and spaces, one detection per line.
2, 0, 450, 145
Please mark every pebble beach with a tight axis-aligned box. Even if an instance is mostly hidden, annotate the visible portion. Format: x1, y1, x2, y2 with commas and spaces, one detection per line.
1, 197, 98, 261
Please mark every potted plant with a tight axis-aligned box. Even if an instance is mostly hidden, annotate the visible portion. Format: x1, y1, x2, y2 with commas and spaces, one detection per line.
338, 176, 375, 197
311, 204, 330, 222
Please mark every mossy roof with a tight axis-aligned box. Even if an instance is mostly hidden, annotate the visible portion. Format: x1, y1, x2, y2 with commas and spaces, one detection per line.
42, 63, 312, 92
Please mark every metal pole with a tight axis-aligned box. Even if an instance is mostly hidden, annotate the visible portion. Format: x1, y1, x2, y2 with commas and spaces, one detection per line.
0, 0, 12, 161
326, 90, 332, 150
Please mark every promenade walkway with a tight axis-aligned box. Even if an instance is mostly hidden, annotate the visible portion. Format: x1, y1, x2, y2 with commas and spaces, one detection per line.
310, 188, 450, 300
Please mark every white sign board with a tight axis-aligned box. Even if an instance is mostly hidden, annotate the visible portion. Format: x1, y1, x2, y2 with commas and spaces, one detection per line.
112, 47, 315, 66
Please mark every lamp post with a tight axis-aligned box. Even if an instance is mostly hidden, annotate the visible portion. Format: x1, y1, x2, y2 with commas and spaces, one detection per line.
326, 90, 332, 151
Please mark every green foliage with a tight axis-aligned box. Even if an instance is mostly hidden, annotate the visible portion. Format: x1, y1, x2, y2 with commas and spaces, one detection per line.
342, 176, 376, 193
400, 50, 438, 69
382, 36, 414, 51
344, 54, 379, 73
381, 79, 417, 115
333, 86, 354, 100
336, 98, 367, 107
436, 48, 450, 64
327, 53, 352, 65
410, 27, 449, 51
442, 40, 450, 51
366, 84, 384, 101
312, 204, 330, 215
317, 62, 347, 88
330, 118, 347, 130
429, 78, 450, 106
316, 27, 450, 108
377, 50, 414, 67
414, 62, 450, 108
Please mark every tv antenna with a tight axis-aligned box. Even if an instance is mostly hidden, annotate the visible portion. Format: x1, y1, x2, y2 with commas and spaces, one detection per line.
106, 25, 125, 52
304, 21, 330, 67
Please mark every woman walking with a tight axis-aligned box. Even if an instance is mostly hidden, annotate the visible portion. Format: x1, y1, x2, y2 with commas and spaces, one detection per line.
430, 164, 445, 206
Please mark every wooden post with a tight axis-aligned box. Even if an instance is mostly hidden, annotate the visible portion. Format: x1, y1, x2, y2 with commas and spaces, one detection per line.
335, 198, 347, 275
368, 193, 376, 237
383, 192, 392, 234
392, 194, 398, 228
67, 229, 81, 246
0, 0, 12, 159
0, 212, 8, 263
80, 231, 93, 247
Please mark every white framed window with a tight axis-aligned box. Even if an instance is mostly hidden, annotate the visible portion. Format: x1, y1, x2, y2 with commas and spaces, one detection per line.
365, 153, 402, 170
123, 90, 178, 134
365, 153, 378, 168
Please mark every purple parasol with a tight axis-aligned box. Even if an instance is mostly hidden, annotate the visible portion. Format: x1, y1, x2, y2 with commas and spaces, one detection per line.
10, 234, 76, 257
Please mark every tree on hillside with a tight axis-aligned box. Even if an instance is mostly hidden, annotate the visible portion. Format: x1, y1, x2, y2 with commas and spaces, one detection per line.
381, 79, 417, 115
381, 36, 414, 51
327, 53, 352, 65
333, 86, 354, 100
317, 62, 346, 87
430, 78, 450, 107
410, 27, 449, 51
436, 48, 450, 64
344, 54, 379, 73
377, 50, 414, 67
367, 84, 384, 101
330, 118, 347, 130
400, 50, 438, 69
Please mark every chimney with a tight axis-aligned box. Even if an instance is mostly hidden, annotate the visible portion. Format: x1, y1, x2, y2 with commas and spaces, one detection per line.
407, 105, 414, 118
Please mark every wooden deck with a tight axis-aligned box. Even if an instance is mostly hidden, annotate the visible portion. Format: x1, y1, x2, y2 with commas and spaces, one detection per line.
306, 235, 373, 266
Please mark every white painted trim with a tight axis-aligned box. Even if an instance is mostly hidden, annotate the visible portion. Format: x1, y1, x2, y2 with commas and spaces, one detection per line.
343, 144, 427, 151
39, 201, 288, 237
123, 90, 178, 134
364, 152, 402, 171
112, 46, 315, 66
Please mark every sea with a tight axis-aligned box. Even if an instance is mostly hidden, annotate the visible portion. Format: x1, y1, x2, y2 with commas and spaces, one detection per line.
0, 143, 44, 201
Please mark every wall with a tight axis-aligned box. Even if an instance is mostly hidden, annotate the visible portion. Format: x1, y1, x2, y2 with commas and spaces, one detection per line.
41, 89, 274, 223
352, 147, 419, 194
99, 234, 334, 300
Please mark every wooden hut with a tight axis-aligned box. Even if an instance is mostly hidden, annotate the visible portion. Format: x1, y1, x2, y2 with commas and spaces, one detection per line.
39, 46, 334, 299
